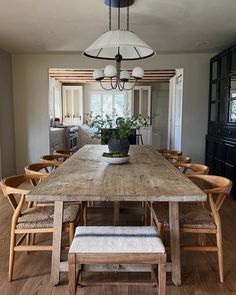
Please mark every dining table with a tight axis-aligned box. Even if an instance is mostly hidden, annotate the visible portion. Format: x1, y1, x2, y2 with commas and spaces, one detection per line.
26, 144, 207, 286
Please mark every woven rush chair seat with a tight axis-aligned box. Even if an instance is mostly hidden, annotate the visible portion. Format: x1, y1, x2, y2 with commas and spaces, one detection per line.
153, 203, 216, 230
70, 226, 165, 254
17, 204, 80, 229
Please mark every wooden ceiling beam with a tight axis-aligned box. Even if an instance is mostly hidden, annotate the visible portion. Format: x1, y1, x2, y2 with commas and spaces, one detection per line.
59, 79, 170, 84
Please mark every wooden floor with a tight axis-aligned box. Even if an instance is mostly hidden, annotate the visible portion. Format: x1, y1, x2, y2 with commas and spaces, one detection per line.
1, 197, 236, 295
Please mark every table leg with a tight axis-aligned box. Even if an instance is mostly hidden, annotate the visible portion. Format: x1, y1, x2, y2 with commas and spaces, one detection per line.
169, 202, 181, 286
114, 201, 120, 225
51, 201, 64, 285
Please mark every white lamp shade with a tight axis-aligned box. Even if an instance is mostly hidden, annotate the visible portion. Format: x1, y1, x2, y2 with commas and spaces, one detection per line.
83, 30, 155, 60
93, 69, 104, 80
120, 70, 130, 82
132, 67, 144, 79
104, 65, 117, 77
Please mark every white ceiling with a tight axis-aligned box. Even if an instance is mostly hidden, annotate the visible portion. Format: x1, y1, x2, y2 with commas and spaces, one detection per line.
0, 0, 236, 54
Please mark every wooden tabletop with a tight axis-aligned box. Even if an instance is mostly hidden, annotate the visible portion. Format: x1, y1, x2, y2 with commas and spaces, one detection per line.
26, 145, 206, 203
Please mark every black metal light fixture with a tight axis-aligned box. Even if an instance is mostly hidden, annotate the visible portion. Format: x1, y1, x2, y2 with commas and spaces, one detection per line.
83, 0, 155, 91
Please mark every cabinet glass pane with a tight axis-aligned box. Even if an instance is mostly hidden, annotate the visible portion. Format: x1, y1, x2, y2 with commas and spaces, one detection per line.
210, 103, 217, 121
230, 75, 236, 98
231, 50, 236, 73
219, 101, 227, 121
212, 61, 218, 80
229, 100, 236, 122
74, 90, 81, 118
211, 83, 217, 101
220, 54, 228, 78
65, 90, 73, 118
219, 78, 228, 100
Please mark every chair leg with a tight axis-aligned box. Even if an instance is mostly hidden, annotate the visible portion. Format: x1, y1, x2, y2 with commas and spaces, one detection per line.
216, 231, 224, 283
69, 223, 75, 245
83, 203, 87, 226
144, 202, 150, 225
158, 263, 166, 295
158, 222, 164, 240
9, 231, 16, 281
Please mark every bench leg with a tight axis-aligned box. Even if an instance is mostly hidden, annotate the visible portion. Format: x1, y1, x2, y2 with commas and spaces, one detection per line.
68, 255, 77, 295
158, 263, 166, 295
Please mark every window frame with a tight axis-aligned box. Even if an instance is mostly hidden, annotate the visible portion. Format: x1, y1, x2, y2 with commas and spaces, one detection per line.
88, 90, 130, 117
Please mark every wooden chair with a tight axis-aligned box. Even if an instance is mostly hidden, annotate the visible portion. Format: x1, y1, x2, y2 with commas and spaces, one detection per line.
151, 175, 232, 283
175, 163, 209, 176
25, 162, 60, 179
165, 154, 192, 165
158, 149, 182, 156
40, 154, 69, 164
54, 149, 75, 156
68, 226, 166, 295
0, 174, 81, 281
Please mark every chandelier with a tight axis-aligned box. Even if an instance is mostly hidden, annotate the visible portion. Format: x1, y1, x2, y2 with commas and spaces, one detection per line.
83, 0, 155, 91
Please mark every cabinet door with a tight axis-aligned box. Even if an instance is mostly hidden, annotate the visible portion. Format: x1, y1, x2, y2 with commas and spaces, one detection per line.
219, 78, 229, 100
209, 102, 218, 121
231, 48, 236, 73
219, 100, 227, 122
63, 86, 83, 125
220, 53, 229, 78
211, 59, 218, 81
133, 86, 151, 118
205, 137, 215, 173
225, 143, 235, 165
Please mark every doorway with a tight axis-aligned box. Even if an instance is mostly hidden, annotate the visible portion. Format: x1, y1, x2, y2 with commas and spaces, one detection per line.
168, 68, 184, 151
48, 68, 181, 151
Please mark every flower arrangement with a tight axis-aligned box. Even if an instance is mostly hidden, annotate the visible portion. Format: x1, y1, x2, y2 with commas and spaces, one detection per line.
85, 111, 151, 142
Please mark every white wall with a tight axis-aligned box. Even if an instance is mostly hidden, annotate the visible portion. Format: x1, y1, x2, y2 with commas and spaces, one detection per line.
12, 53, 214, 172
0, 49, 16, 178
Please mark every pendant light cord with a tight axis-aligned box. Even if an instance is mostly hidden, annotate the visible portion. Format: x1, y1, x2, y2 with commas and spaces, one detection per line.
127, 0, 129, 30
118, 0, 120, 30
109, 0, 111, 30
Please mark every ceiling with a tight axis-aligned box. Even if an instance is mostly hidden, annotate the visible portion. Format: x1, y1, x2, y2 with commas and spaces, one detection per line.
0, 0, 236, 54
49, 68, 176, 83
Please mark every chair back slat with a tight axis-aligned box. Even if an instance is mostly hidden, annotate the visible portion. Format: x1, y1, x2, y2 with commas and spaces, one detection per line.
25, 162, 60, 179
188, 175, 232, 214
0, 174, 43, 213
176, 163, 209, 176
40, 154, 69, 164
166, 155, 192, 165
54, 149, 74, 156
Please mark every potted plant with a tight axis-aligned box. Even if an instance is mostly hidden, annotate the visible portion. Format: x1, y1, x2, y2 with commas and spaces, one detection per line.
86, 112, 151, 154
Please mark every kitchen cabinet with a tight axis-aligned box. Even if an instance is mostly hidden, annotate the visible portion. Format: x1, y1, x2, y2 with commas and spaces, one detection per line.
62, 86, 83, 125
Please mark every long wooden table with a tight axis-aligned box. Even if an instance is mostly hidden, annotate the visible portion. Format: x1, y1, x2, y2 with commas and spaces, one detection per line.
26, 145, 206, 286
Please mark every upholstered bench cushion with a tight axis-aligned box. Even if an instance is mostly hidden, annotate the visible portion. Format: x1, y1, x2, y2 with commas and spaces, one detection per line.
69, 226, 165, 254
153, 203, 216, 229
16, 204, 79, 229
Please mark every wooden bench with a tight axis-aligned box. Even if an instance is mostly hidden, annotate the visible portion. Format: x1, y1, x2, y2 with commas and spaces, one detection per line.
68, 226, 166, 295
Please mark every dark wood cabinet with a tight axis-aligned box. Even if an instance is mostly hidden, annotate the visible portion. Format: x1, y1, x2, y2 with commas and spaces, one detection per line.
206, 44, 236, 199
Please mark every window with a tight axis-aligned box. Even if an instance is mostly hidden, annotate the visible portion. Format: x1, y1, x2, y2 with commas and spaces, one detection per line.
89, 91, 128, 117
